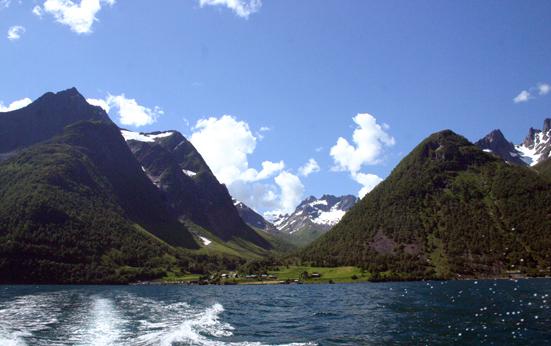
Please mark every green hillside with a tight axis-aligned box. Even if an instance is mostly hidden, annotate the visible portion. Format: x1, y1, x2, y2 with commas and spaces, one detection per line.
0, 121, 202, 283
300, 130, 551, 279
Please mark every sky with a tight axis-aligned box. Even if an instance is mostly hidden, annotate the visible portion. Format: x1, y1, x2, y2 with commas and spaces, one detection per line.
1, 0, 551, 216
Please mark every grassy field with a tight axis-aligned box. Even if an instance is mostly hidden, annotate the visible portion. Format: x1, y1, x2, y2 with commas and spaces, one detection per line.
268, 266, 371, 283
160, 273, 202, 282
159, 266, 372, 284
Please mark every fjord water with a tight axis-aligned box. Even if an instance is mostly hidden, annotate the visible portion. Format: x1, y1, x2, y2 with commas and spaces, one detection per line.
1, 280, 550, 345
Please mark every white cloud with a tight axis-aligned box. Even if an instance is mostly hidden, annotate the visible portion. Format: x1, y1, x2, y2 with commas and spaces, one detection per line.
7, 25, 25, 41
353, 172, 383, 198
241, 160, 285, 182
1, 0, 12, 9
330, 113, 392, 197
0, 97, 32, 112
298, 158, 320, 177
32, 5, 43, 17
274, 171, 304, 214
107, 94, 162, 127
86, 94, 162, 127
198, 0, 261, 18
330, 113, 395, 173
190, 115, 258, 185
189, 115, 302, 214
86, 97, 110, 113
513, 90, 532, 103
538, 83, 550, 96
42, 0, 115, 34
514, 82, 550, 103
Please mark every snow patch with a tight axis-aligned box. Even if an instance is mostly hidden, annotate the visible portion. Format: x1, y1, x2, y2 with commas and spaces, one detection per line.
309, 200, 328, 207
199, 236, 211, 246
183, 169, 197, 177
120, 130, 174, 143
312, 208, 346, 226
120, 130, 155, 142
148, 131, 174, 139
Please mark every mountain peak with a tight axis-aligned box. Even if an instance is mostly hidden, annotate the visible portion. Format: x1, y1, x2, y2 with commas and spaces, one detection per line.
474, 129, 526, 166
543, 118, 551, 133
0, 88, 111, 155
272, 194, 358, 246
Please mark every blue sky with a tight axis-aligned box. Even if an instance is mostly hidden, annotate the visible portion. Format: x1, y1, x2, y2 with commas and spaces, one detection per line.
1, 0, 551, 215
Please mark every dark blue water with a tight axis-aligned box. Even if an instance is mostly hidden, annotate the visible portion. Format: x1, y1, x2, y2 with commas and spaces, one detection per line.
0, 279, 550, 345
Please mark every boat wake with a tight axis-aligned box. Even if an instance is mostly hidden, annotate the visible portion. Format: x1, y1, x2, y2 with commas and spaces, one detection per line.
0, 291, 314, 346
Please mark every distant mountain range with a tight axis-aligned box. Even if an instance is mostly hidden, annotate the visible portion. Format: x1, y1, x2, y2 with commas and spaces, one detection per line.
476, 119, 551, 166
234, 195, 357, 247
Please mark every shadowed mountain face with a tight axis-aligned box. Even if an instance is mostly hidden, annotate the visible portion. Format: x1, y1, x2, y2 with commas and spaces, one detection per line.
234, 200, 279, 234
0, 88, 111, 156
301, 130, 551, 279
0, 120, 200, 284
475, 129, 526, 166
123, 130, 272, 249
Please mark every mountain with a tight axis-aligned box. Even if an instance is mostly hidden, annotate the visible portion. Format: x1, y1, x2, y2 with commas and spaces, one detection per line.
0, 88, 110, 158
234, 200, 279, 234
0, 114, 201, 283
122, 130, 272, 250
301, 130, 551, 280
474, 129, 526, 166
515, 119, 551, 166
271, 195, 358, 247
0, 88, 276, 283
475, 119, 551, 166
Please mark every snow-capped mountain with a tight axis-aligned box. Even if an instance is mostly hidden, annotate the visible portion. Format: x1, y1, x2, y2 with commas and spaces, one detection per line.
270, 195, 358, 246
119, 128, 272, 249
515, 119, 551, 166
476, 118, 551, 166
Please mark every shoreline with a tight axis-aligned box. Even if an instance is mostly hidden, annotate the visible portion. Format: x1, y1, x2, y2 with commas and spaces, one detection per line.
134, 274, 551, 286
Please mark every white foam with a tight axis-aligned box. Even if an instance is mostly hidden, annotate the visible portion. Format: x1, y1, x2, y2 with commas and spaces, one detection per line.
0, 292, 316, 346
80, 297, 125, 346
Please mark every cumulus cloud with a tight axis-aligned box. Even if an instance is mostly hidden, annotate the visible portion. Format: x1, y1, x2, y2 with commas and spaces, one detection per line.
298, 158, 320, 177
86, 97, 110, 113
241, 160, 285, 182
330, 113, 393, 197
32, 5, 43, 17
189, 115, 302, 214
538, 83, 550, 96
191, 115, 259, 185
330, 113, 395, 172
198, 0, 261, 18
0, 0, 12, 9
514, 82, 550, 103
0, 97, 32, 112
353, 172, 383, 198
7, 26, 25, 41
513, 90, 532, 103
86, 94, 162, 127
41, 0, 115, 34
274, 171, 304, 214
